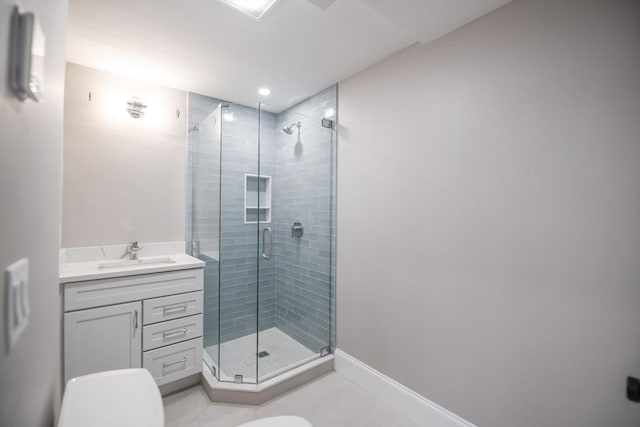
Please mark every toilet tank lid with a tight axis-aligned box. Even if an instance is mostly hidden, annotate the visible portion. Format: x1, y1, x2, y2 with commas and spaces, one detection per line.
58, 369, 164, 427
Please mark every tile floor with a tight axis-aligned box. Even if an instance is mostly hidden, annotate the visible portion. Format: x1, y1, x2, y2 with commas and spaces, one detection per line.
163, 372, 421, 427
204, 327, 318, 382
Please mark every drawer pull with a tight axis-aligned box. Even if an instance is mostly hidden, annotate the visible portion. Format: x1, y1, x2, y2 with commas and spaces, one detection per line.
163, 328, 188, 340
163, 357, 187, 369
162, 304, 188, 314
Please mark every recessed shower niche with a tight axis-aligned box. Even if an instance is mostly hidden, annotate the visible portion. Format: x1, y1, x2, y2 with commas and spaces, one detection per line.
245, 174, 271, 223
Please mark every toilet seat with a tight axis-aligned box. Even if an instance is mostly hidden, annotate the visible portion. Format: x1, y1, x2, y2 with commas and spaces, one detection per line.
236, 416, 313, 427
58, 369, 164, 427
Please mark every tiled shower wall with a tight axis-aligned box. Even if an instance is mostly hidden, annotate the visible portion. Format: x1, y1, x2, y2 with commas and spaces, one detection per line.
188, 86, 336, 354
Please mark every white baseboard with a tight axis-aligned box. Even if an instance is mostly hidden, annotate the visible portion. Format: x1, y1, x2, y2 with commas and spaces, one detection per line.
334, 349, 475, 427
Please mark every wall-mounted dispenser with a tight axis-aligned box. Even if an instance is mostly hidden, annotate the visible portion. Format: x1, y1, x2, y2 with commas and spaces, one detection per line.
9, 6, 45, 102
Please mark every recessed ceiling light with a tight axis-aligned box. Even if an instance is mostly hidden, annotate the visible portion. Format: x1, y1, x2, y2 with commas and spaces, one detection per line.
323, 107, 335, 119
258, 87, 271, 96
223, 111, 235, 122
221, 0, 278, 20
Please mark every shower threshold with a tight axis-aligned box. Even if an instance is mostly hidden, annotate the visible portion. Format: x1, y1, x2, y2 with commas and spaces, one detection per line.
201, 353, 334, 405
203, 327, 320, 383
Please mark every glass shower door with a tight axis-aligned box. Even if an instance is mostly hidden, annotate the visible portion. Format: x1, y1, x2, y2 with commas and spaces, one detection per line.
215, 102, 261, 383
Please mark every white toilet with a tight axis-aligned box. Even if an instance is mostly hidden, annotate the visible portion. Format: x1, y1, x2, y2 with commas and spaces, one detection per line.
58, 369, 164, 427
58, 369, 312, 427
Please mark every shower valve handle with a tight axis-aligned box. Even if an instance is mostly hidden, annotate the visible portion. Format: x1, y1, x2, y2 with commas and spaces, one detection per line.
291, 220, 304, 238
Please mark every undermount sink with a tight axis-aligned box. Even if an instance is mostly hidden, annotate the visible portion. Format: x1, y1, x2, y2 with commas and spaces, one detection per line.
98, 257, 176, 270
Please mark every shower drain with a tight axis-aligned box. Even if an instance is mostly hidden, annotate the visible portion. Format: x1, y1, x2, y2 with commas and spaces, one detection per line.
257, 351, 269, 358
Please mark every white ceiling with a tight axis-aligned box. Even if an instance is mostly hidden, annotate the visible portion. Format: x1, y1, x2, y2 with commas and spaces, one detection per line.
67, 0, 509, 112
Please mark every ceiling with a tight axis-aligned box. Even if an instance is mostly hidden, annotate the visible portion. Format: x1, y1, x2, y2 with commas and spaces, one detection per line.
67, 0, 509, 112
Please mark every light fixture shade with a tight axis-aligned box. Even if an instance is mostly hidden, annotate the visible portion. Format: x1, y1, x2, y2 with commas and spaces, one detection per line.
221, 0, 277, 20
126, 97, 147, 118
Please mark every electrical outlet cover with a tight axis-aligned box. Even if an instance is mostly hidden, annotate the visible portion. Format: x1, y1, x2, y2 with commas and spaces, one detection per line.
4, 258, 29, 353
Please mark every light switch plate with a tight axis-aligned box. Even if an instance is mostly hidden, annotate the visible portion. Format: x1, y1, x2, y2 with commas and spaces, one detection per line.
4, 258, 30, 353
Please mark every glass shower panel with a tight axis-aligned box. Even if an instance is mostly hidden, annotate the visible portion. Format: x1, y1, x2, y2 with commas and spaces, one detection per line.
257, 88, 336, 381
217, 102, 260, 383
188, 100, 222, 377
256, 103, 279, 380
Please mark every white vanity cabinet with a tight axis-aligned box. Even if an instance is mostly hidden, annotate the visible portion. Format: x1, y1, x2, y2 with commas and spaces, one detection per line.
64, 301, 142, 382
62, 267, 204, 387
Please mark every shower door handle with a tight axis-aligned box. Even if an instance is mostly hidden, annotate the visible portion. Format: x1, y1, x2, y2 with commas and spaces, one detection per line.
262, 227, 272, 260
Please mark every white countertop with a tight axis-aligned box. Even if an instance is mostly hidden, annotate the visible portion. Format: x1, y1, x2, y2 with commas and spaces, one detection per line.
59, 253, 205, 284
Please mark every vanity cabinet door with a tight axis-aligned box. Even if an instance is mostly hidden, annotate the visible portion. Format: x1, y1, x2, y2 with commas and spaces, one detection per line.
64, 301, 142, 383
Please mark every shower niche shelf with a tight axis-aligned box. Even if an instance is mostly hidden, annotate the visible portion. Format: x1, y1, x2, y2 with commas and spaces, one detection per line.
244, 174, 271, 223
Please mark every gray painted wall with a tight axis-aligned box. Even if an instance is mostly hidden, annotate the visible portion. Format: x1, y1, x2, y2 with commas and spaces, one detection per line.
337, 1, 640, 426
62, 63, 187, 247
0, 1, 68, 426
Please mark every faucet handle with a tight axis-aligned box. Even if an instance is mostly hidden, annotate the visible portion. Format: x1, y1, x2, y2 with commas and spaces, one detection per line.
128, 241, 142, 260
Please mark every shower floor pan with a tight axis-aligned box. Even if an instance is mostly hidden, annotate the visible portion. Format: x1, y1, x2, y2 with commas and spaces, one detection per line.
204, 327, 319, 383
201, 327, 333, 404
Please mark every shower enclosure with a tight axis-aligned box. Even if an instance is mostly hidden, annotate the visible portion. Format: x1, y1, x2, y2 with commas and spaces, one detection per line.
187, 86, 336, 384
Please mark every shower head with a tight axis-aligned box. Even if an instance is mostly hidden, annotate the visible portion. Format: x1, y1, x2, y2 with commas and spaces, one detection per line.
281, 121, 302, 135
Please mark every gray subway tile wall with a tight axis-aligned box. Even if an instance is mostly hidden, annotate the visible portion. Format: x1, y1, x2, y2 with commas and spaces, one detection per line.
187, 85, 336, 364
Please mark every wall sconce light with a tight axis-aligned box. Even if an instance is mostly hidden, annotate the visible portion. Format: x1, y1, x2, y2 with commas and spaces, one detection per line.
126, 97, 147, 118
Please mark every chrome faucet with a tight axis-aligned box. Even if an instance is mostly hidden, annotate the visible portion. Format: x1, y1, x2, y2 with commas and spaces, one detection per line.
129, 241, 142, 260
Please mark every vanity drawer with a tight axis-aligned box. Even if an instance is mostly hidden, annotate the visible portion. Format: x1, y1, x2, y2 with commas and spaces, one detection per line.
143, 291, 202, 325
143, 338, 202, 386
143, 314, 202, 351
64, 268, 204, 311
